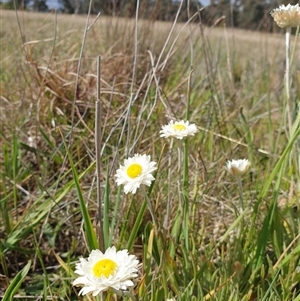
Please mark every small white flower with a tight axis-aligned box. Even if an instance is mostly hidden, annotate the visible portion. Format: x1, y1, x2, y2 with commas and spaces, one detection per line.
73, 246, 139, 296
115, 154, 157, 194
160, 120, 198, 140
270, 4, 300, 28
225, 159, 251, 176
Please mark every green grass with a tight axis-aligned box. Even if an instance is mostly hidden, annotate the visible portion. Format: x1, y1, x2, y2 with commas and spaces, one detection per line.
1, 7, 300, 301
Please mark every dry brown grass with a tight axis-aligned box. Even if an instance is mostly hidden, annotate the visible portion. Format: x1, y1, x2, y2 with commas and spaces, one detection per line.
0, 9, 293, 237
1, 9, 300, 300
1, 9, 294, 205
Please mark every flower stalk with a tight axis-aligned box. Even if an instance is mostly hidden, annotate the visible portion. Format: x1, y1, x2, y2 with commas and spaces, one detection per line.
163, 138, 174, 230
225, 159, 251, 213
236, 175, 244, 213
285, 27, 292, 133
182, 137, 190, 250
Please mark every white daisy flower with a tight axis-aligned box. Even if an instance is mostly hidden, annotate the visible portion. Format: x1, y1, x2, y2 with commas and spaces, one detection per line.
115, 154, 157, 194
225, 159, 251, 176
160, 120, 198, 140
270, 4, 300, 28
73, 246, 139, 296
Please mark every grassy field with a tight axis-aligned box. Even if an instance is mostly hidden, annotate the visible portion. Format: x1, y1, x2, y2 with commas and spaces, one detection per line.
1, 7, 300, 301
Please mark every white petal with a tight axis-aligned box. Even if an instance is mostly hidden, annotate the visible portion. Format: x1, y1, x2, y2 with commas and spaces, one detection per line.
73, 247, 139, 296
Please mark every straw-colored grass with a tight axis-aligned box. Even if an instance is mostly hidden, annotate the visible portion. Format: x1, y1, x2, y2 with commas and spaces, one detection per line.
1, 8, 300, 301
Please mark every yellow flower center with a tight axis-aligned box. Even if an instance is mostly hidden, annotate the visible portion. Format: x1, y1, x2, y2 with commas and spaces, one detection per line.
92, 259, 117, 278
126, 163, 142, 179
173, 124, 186, 131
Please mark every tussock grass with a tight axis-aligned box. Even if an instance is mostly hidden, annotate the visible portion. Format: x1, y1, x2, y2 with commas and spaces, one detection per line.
1, 7, 300, 301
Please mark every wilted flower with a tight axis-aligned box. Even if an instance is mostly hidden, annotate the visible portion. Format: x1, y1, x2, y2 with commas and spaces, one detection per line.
225, 159, 251, 176
115, 154, 157, 194
160, 120, 198, 140
73, 247, 139, 296
270, 4, 300, 28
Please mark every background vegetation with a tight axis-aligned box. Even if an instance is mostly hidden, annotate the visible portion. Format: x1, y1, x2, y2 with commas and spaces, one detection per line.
2, 0, 300, 31
1, 2, 300, 300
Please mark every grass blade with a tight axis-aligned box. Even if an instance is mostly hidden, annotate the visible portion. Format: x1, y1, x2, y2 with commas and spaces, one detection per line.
61, 132, 98, 251
2, 260, 31, 301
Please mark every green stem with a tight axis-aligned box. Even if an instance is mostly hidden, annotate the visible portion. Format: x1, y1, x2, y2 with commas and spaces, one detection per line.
181, 69, 192, 251
126, 201, 146, 251
126, 178, 156, 251
126, 144, 165, 251
285, 27, 291, 134
163, 138, 174, 230
142, 186, 159, 231
290, 26, 300, 179
108, 186, 122, 247
182, 138, 189, 250
236, 175, 244, 213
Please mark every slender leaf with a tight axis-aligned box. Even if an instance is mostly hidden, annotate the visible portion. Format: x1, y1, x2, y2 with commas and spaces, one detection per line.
2, 260, 31, 301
